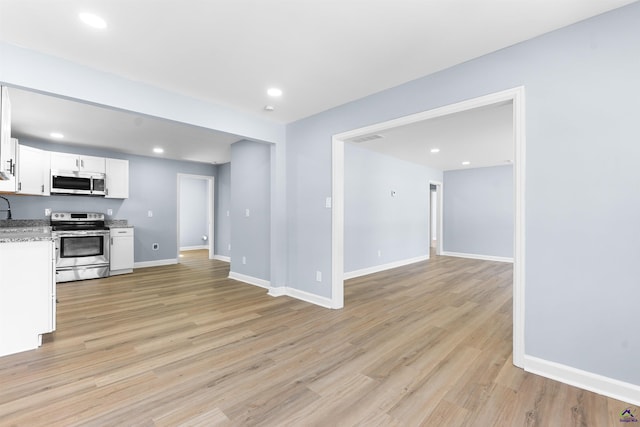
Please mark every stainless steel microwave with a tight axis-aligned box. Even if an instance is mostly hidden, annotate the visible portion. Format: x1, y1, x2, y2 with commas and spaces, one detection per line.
51, 171, 106, 196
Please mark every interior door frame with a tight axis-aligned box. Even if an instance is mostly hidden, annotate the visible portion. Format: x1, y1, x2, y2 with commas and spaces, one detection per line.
176, 173, 215, 260
331, 86, 526, 367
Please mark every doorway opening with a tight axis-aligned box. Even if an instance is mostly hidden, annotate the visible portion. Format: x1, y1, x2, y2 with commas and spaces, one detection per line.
177, 174, 215, 261
332, 87, 525, 367
429, 181, 443, 256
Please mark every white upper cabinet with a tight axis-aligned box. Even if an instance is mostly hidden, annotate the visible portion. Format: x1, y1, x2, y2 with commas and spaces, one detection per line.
0, 87, 17, 193
17, 145, 51, 196
50, 152, 105, 173
105, 158, 129, 199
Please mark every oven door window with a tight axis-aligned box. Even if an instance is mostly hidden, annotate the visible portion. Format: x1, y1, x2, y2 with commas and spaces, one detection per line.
60, 235, 105, 258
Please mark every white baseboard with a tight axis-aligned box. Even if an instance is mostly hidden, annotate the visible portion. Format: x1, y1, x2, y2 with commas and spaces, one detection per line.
228, 271, 271, 289
268, 286, 336, 309
134, 259, 178, 269
213, 255, 230, 262
524, 355, 640, 406
343, 255, 429, 280
109, 268, 133, 276
180, 245, 208, 251
441, 251, 513, 263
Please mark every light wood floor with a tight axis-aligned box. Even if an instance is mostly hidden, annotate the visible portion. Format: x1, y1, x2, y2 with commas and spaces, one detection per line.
0, 250, 632, 426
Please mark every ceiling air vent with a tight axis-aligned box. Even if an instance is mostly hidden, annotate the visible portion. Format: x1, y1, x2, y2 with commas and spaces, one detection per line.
351, 134, 383, 143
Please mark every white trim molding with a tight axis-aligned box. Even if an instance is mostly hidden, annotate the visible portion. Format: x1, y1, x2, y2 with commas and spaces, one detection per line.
344, 255, 429, 280
228, 272, 271, 289
212, 255, 231, 263
441, 251, 514, 263
524, 355, 640, 406
268, 286, 335, 309
134, 259, 178, 269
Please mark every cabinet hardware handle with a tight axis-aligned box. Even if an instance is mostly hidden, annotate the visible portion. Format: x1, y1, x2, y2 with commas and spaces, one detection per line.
75, 159, 79, 167
18, 182, 21, 191
41, 184, 45, 193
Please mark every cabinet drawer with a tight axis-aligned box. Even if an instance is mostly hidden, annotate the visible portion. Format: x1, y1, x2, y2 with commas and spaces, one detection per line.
110, 228, 133, 237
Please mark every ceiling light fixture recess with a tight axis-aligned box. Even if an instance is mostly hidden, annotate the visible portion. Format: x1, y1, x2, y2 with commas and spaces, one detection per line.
79, 12, 107, 29
153, 147, 164, 154
50, 132, 64, 139
461, 161, 471, 166
267, 88, 282, 97
430, 148, 440, 153
264, 105, 275, 112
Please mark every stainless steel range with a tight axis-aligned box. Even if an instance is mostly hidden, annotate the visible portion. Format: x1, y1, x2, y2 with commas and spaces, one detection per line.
51, 212, 110, 283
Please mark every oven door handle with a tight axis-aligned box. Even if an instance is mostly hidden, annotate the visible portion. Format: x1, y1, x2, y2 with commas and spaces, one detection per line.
54, 230, 110, 237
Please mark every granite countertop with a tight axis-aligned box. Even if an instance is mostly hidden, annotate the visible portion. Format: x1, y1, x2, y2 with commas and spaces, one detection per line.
0, 226, 53, 243
107, 220, 131, 228
0, 218, 131, 242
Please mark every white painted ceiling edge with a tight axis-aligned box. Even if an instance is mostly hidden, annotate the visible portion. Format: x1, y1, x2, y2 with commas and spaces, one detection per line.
1, 0, 634, 165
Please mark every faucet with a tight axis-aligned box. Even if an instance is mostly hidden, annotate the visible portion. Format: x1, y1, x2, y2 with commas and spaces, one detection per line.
0, 196, 12, 220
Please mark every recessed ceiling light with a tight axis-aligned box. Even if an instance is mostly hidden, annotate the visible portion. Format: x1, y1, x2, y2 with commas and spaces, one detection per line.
430, 148, 440, 153
50, 132, 64, 139
462, 161, 471, 166
79, 12, 107, 29
153, 147, 164, 154
267, 88, 282, 97
264, 105, 275, 111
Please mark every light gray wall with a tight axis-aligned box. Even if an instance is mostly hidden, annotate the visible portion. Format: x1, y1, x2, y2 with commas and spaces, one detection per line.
5, 138, 216, 263
179, 176, 208, 248
230, 140, 270, 281
345, 143, 442, 273
287, 4, 640, 386
215, 162, 231, 258
443, 165, 513, 258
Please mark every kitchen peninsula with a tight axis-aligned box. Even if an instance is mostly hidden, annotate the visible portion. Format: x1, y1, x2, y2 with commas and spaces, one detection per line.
0, 221, 56, 357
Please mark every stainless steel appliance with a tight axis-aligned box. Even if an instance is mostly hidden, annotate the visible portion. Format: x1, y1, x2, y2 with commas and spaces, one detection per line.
51, 171, 106, 196
51, 212, 110, 282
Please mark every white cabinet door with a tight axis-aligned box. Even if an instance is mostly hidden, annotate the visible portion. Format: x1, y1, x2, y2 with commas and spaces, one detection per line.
81, 155, 105, 173
50, 152, 79, 171
110, 228, 134, 273
0, 137, 16, 193
105, 158, 129, 199
0, 87, 12, 171
0, 88, 16, 193
17, 145, 50, 195
0, 240, 54, 357
50, 152, 105, 173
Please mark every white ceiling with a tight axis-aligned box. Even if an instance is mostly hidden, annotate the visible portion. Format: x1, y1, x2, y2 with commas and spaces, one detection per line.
348, 101, 514, 171
8, 88, 243, 164
1, 0, 634, 165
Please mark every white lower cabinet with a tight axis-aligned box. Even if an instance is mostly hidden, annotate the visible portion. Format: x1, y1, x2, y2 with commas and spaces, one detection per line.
0, 240, 55, 357
110, 227, 134, 275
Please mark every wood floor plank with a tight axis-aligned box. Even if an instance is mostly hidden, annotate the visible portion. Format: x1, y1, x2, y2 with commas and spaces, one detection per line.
0, 250, 634, 426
